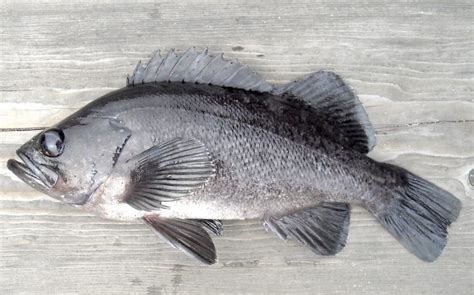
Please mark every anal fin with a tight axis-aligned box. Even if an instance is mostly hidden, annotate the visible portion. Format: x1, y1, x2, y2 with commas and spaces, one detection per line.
264, 202, 350, 255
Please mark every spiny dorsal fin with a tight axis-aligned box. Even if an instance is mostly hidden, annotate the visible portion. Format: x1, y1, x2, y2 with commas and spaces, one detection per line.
127, 47, 273, 92
264, 202, 351, 255
273, 71, 376, 153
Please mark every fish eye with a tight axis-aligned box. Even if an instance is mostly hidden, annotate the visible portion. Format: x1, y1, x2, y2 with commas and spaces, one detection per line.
40, 129, 65, 157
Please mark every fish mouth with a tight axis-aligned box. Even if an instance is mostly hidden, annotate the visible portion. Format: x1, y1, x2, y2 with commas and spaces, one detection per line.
7, 152, 58, 193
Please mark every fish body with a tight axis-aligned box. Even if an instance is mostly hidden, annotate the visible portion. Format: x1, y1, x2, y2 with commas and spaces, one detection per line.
7, 48, 461, 264
82, 82, 384, 221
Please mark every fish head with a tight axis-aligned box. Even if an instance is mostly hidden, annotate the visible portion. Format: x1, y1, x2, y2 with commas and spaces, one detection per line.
7, 116, 131, 205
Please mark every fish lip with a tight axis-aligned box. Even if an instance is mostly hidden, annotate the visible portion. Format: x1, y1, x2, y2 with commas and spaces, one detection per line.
7, 152, 57, 191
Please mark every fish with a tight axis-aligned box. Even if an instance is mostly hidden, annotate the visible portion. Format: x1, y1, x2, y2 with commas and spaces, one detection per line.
7, 47, 461, 264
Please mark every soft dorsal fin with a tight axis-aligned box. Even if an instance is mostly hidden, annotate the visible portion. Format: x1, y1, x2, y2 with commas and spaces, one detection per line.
127, 47, 273, 92
273, 71, 376, 153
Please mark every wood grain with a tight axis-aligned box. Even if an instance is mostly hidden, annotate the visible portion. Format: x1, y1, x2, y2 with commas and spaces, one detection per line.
1, 1, 473, 294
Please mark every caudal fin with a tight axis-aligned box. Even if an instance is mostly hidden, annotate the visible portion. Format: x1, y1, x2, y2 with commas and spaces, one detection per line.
366, 164, 461, 262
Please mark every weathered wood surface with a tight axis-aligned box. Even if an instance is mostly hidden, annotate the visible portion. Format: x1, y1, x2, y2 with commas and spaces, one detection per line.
1, 1, 473, 294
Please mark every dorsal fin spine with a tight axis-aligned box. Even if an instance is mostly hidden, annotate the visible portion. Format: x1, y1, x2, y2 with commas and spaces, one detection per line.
128, 47, 273, 92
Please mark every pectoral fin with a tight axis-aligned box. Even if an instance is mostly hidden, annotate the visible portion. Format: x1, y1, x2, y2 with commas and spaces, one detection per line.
124, 137, 215, 211
143, 215, 217, 264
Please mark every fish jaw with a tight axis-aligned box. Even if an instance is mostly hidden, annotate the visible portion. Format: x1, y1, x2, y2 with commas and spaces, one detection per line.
7, 151, 59, 197
7, 150, 95, 205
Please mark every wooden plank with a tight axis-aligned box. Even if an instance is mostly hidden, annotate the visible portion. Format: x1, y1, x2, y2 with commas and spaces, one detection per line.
0, 0, 472, 294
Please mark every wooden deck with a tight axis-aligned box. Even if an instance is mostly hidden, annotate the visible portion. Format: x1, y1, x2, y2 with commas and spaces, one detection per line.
1, 1, 472, 294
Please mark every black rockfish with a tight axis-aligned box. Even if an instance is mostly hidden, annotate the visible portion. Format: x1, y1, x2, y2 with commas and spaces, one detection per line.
7, 48, 461, 264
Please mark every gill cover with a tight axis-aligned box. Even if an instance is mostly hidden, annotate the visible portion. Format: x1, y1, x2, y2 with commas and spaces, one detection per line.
17, 117, 131, 205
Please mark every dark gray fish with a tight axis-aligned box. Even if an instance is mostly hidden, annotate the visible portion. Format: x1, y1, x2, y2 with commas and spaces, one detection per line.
7, 48, 461, 264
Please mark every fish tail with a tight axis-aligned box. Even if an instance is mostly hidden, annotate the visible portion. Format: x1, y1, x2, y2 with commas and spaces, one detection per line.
364, 163, 461, 262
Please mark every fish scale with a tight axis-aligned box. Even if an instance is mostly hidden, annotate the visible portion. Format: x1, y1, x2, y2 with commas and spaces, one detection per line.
90, 84, 393, 217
